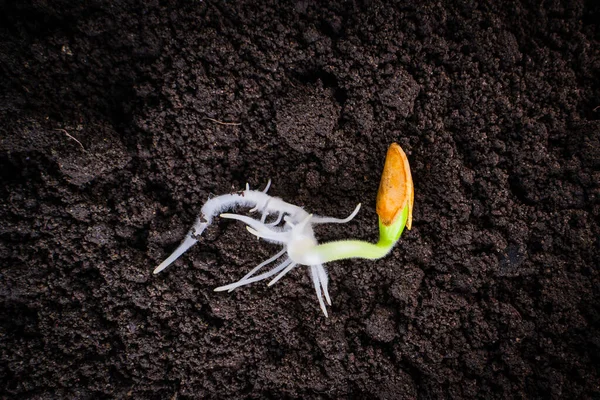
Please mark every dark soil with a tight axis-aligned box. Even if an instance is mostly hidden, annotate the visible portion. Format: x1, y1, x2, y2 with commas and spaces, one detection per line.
1, 1, 599, 398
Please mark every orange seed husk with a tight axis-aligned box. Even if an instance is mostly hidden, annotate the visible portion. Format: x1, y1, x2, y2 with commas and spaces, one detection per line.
376, 143, 414, 229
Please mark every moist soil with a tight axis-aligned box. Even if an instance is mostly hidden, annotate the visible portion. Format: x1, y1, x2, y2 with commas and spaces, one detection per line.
1, 1, 599, 399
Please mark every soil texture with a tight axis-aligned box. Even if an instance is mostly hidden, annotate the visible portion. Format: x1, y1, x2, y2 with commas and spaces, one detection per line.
1, 1, 599, 398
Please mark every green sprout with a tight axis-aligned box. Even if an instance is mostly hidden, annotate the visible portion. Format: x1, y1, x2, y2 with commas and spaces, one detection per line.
311, 204, 409, 263
154, 143, 414, 316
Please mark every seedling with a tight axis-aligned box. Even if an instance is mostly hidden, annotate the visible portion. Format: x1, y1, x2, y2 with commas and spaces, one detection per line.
153, 143, 414, 316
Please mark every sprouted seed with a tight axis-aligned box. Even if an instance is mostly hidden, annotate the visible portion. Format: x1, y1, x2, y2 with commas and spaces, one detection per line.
154, 143, 414, 317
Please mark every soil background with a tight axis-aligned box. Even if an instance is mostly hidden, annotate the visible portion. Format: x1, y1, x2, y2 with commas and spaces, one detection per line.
1, 1, 599, 399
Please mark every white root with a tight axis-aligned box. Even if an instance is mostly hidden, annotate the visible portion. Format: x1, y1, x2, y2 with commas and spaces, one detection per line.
214, 257, 293, 292
226, 248, 287, 292
154, 181, 360, 316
